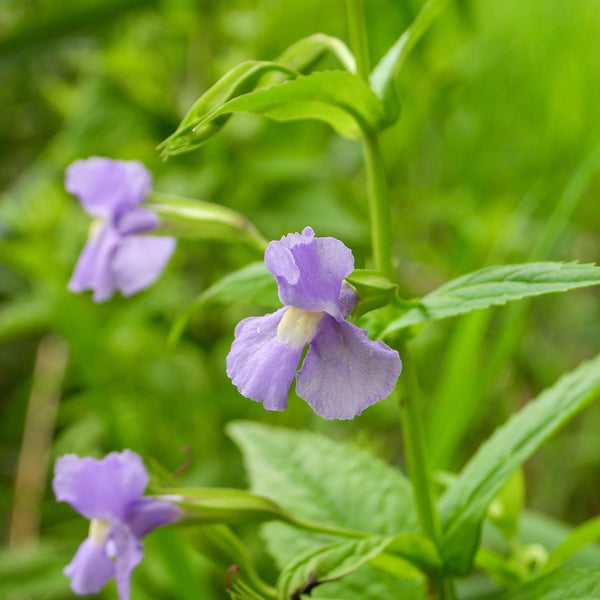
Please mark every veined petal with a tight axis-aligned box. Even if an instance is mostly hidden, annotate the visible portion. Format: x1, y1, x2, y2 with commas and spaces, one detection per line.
296, 316, 402, 420
265, 226, 354, 319
126, 497, 182, 538
66, 157, 152, 220
64, 538, 115, 595
111, 235, 176, 297
110, 523, 144, 600
227, 308, 303, 411
53, 451, 149, 522
68, 226, 121, 303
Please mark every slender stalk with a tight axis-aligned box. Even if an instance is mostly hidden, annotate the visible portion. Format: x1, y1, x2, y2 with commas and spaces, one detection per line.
400, 343, 456, 599
346, 0, 394, 278
399, 344, 441, 544
363, 132, 394, 278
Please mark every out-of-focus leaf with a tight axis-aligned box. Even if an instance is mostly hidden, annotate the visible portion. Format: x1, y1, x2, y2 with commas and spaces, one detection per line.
438, 353, 600, 575
370, 0, 450, 97
168, 262, 278, 347
0, 296, 52, 341
158, 61, 299, 157
160, 71, 388, 157
276, 33, 356, 74
497, 567, 600, 599
380, 262, 600, 339
543, 515, 600, 573
0, 542, 72, 598
0, 0, 154, 58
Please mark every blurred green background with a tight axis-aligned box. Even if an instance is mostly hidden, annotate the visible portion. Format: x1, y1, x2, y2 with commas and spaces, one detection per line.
1, 0, 599, 598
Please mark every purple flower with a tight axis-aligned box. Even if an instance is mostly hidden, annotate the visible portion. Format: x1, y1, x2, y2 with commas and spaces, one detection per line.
226, 227, 402, 419
66, 157, 176, 302
53, 450, 181, 600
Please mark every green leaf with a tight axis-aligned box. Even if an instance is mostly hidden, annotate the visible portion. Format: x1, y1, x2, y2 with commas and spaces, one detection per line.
227, 422, 426, 600
497, 567, 600, 600
161, 71, 388, 156
380, 262, 600, 339
276, 33, 356, 74
438, 353, 600, 575
158, 60, 299, 157
168, 262, 278, 347
370, 0, 450, 101
277, 536, 424, 600
147, 193, 267, 251
543, 515, 600, 573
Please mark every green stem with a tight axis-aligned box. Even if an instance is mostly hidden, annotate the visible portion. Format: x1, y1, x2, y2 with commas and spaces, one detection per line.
363, 132, 394, 278
400, 343, 456, 599
399, 344, 441, 544
346, 0, 394, 279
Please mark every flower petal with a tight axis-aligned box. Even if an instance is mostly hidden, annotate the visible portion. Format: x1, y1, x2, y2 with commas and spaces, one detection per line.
67, 226, 121, 302
111, 235, 176, 297
65, 157, 152, 220
226, 308, 303, 410
64, 538, 115, 595
265, 226, 353, 319
116, 207, 159, 236
296, 316, 402, 419
110, 523, 144, 600
126, 497, 182, 538
53, 450, 149, 522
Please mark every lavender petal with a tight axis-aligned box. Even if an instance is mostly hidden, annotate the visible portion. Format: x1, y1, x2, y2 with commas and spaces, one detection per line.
126, 497, 182, 538
53, 451, 149, 522
296, 316, 402, 419
111, 235, 176, 297
64, 538, 115, 595
265, 226, 353, 319
67, 226, 121, 302
226, 308, 303, 410
116, 207, 160, 236
65, 157, 152, 220
111, 523, 144, 600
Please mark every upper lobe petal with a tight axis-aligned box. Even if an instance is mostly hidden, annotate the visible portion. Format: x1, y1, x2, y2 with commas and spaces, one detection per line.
296, 316, 402, 419
111, 235, 176, 297
53, 450, 149, 522
116, 207, 160, 236
265, 227, 353, 319
65, 157, 152, 220
226, 308, 303, 411
126, 497, 182, 538
64, 538, 115, 595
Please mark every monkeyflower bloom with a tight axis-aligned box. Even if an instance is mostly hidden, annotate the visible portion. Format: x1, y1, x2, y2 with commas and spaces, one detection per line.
66, 157, 175, 302
53, 450, 181, 600
227, 227, 402, 419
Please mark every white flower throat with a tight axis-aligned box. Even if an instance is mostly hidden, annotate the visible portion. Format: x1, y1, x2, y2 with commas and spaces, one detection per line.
89, 519, 110, 545
277, 306, 324, 349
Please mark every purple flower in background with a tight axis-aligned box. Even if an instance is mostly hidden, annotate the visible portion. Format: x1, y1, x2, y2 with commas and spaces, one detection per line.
227, 227, 402, 420
53, 450, 181, 600
66, 157, 176, 302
